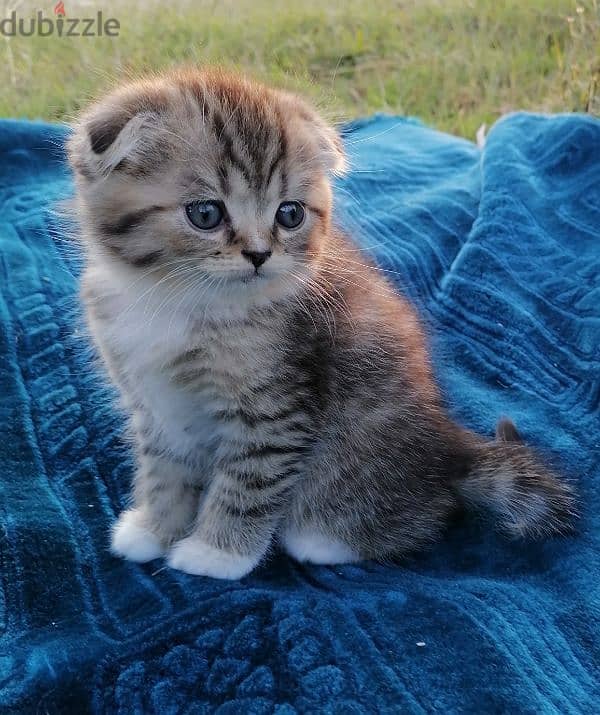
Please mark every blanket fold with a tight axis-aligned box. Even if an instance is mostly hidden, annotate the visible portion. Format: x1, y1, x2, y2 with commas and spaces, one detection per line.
0, 113, 598, 713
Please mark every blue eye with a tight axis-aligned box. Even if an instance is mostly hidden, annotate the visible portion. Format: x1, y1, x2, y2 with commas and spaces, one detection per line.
185, 200, 223, 230
276, 201, 305, 229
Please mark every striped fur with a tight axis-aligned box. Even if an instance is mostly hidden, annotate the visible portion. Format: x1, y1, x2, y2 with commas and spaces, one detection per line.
68, 68, 576, 580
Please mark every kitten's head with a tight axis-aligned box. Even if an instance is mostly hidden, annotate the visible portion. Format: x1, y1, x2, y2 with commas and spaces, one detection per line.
68, 68, 345, 299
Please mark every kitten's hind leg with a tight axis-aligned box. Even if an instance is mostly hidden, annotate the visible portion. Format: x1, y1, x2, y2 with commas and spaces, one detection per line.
280, 528, 360, 565
111, 449, 201, 563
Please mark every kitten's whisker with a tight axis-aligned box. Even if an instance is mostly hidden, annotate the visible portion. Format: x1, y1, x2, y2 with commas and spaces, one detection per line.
316, 264, 401, 303
148, 271, 200, 329
310, 248, 406, 288
333, 184, 362, 203
325, 253, 407, 281
197, 275, 225, 330
166, 272, 215, 338
146, 267, 213, 328
311, 277, 355, 334
304, 272, 356, 331
281, 277, 319, 334
153, 264, 211, 311
129, 266, 196, 317
165, 272, 218, 341
343, 120, 409, 146
96, 258, 202, 307
278, 271, 320, 333
288, 270, 338, 341
309, 240, 391, 254
120, 264, 199, 321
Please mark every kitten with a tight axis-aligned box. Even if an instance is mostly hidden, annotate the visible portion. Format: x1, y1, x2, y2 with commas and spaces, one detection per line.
67, 68, 576, 580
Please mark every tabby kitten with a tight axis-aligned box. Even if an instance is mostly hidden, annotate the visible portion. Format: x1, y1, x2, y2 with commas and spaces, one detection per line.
67, 68, 575, 579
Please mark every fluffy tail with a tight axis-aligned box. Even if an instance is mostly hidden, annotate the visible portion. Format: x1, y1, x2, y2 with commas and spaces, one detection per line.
455, 419, 577, 538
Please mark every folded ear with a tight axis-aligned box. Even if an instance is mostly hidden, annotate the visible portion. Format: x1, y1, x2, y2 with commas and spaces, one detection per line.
293, 102, 347, 175
87, 106, 139, 155
67, 84, 170, 180
313, 118, 347, 175
279, 91, 347, 175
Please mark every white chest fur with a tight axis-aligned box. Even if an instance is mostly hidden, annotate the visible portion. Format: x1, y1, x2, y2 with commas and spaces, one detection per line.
83, 259, 282, 460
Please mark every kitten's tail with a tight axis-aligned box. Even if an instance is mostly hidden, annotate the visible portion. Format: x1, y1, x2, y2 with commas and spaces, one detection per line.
455, 419, 577, 538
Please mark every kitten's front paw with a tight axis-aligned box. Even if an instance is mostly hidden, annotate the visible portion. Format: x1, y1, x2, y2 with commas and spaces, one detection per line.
111, 509, 165, 563
167, 536, 259, 580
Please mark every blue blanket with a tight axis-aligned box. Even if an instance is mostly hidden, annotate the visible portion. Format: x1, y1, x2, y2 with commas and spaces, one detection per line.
0, 113, 598, 713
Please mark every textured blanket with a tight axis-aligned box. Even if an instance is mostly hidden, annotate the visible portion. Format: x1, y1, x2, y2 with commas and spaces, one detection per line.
0, 113, 598, 714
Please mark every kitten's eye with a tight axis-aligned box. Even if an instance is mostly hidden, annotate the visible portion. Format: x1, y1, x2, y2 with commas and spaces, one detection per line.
275, 201, 305, 229
185, 200, 223, 230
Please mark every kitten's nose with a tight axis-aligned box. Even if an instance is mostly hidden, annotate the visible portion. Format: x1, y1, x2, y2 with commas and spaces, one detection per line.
241, 249, 272, 269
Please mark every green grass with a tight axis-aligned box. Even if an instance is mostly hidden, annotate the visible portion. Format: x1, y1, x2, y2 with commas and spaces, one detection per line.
2, 0, 598, 138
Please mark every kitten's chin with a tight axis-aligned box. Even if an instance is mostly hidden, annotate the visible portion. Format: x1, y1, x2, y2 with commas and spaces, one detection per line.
215, 267, 288, 289
209, 266, 308, 307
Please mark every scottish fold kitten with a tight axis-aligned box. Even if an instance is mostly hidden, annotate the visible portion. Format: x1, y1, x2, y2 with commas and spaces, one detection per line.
67, 69, 575, 579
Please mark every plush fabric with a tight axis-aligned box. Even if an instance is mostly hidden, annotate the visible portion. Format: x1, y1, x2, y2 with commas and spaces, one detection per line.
0, 112, 598, 714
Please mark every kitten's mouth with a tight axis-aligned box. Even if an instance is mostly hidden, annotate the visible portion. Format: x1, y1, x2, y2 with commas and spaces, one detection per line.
239, 268, 269, 283
218, 267, 281, 285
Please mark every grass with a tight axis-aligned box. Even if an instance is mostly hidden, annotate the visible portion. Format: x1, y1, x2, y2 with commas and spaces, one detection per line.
1, 0, 598, 138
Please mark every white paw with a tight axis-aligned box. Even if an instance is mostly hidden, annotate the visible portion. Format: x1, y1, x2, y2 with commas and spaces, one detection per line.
167, 536, 259, 580
110, 509, 165, 562
281, 528, 360, 565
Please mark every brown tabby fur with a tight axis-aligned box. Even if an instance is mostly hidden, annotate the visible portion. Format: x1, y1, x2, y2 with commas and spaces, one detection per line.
67, 68, 576, 579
